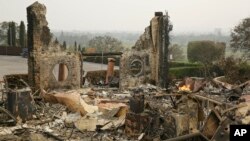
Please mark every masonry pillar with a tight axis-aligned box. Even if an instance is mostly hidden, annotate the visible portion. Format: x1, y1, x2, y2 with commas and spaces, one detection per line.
106, 58, 116, 84
27, 2, 51, 91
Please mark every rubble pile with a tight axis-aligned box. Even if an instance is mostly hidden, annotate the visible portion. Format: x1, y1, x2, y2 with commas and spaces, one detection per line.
1, 76, 250, 140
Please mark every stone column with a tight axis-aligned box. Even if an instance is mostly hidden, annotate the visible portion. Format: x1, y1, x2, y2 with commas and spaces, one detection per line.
27, 2, 51, 91
105, 58, 116, 84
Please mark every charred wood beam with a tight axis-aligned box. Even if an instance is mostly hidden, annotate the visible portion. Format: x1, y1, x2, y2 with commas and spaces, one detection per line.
221, 103, 247, 115
164, 132, 209, 141
188, 94, 233, 107
92, 87, 119, 91
34, 118, 53, 126
82, 52, 123, 57
169, 96, 176, 108
0, 107, 17, 124
153, 93, 182, 98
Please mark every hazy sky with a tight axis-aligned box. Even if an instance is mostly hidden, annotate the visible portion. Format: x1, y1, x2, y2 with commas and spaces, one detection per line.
0, 0, 250, 34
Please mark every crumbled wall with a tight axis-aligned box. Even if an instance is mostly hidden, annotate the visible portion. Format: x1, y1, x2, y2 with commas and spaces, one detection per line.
27, 2, 82, 91
39, 51, 82, 90
120, 12, 171, 89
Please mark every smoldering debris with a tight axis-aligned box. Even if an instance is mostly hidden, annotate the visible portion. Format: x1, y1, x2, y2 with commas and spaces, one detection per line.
1, 77, 250, 140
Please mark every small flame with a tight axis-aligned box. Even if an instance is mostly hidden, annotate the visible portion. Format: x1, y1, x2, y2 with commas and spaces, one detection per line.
179, 85, 191, 92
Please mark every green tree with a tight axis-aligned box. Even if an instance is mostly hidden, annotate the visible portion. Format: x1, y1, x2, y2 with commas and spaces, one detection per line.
87, 35, 124, 53
63, 41, 67, 49
11, 22, 16, 46
187, 41, 225, 76
230, 17, 250, 58
0, 22, 9, 45
78, 44, 81, 52
81, 47, 85, 53
55, 38, 59, 44
7, 22, 16, 46
19, 21, 26, 48
168, 44, 185, 61
187, 41, 225, 64
7, 23, 12, 46
74, 41, 77, 51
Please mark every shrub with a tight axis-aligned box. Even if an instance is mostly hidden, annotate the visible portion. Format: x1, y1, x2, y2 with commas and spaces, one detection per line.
187, 41, 225, 64
169, 66, 203, 79
218, 57, 250, 84
83, 56, 120, 66
169, 61, 201, 68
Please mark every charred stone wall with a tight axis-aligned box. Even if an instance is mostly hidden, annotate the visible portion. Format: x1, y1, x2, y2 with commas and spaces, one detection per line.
27, 2, 82, 91
120, 12, 172, 89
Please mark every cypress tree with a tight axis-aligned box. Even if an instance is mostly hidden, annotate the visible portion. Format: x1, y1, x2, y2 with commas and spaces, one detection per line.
11, 22, 16, 46
78, 44, 81, 52
7, 23, 11, 46
7, 22, 17, 46
63, 41, 66, 49
55, 38, 59, 44
74, 41, 77, 51
19, 21, 25, 48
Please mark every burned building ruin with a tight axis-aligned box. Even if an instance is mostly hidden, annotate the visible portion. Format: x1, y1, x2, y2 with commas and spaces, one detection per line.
120, 12, 172, 89
27, 2, 82, 91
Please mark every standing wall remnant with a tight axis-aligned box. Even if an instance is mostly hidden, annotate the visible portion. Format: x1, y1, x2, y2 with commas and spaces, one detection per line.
120, 12, 172, 89
27, 2, 82, 91
106, 58, 116, 84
